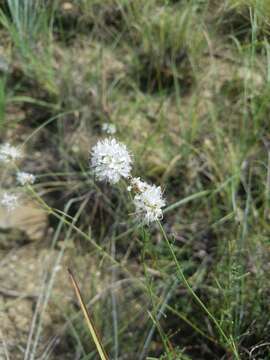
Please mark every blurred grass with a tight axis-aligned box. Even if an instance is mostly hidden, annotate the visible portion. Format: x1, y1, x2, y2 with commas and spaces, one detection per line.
1, 0, 270, 359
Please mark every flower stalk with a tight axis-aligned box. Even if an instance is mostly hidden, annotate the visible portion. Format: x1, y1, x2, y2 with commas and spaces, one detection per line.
158, 221, 240, 360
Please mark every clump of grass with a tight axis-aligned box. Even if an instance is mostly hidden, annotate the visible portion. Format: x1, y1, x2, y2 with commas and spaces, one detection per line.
0, 0, 58, 96
1, 0, 270, 359
121, 1, 206, 93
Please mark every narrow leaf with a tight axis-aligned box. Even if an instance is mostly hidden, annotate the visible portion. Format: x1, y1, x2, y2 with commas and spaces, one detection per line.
68, 268, 110, 360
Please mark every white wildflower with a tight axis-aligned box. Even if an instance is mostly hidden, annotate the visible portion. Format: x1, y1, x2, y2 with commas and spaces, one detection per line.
102, 123, 116, 135
133, 180, 165, 223
16, 171, 36, 186
91, 138, 132, 184
1, 192, 19, 212
0, 143, 22, 163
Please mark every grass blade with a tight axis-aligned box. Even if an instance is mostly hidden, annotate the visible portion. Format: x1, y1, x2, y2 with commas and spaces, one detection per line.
68, 269, 110, 360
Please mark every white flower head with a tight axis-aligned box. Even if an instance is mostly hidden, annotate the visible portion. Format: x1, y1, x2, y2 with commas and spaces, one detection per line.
102, 123, 116, 135
91, 138, 132, 184
0, 143, 22, 163
1, 192, 19, 212
17, 171, 36, 186
133, 180, 166, 223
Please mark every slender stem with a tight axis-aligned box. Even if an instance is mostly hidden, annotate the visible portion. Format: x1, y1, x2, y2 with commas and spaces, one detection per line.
158, 221, 240, 360
27, 186, 139, 281
24, 186, 222, 347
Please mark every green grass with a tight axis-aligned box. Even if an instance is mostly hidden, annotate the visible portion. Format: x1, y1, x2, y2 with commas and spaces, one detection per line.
1, 0, 270, 359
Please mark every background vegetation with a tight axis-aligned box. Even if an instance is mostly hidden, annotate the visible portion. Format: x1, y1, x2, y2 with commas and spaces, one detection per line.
0, 0, 270, 359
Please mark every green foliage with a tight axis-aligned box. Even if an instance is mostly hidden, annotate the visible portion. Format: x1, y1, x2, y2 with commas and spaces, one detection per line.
226, 0, 270, 35
1, 0, 270, 359
0, 0, 58, 96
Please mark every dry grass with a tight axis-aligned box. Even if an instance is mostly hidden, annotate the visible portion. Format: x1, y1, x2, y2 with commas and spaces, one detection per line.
0, 0, 270, 359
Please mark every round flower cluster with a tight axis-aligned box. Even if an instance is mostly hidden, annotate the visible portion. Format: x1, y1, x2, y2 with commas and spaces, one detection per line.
90, 138, 165, 223
1, 192, 19, 212
91, 138, 132, 184
0, 142, 36, 212
17, 171, 36, 186
0, 142, 22, 163
132, 180, 165, 223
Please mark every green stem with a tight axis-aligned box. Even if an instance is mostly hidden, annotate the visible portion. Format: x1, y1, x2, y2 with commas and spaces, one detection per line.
158, 221, 240, 360
23, 185, 223, 347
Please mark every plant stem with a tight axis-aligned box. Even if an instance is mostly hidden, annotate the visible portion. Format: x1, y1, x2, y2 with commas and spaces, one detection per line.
158, 221, 240, 360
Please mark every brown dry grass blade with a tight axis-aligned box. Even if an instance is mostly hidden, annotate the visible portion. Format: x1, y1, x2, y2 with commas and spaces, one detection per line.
68, 268, 110, 360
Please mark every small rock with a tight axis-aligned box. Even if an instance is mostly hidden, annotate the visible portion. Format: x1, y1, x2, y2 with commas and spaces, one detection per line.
0, 200, 48, 241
